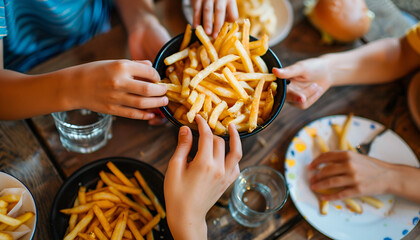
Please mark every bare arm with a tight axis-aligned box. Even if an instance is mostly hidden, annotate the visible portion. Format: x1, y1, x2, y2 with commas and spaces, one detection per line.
273, 36, 420, 109
388, 163, 420, 203
326, 37, 420, 86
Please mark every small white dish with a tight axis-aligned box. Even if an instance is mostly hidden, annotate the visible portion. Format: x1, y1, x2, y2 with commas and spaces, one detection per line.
181, 0, 294, 46
285, 115, 420, 240
0, 172, 37, 240
408, 71, 420, 131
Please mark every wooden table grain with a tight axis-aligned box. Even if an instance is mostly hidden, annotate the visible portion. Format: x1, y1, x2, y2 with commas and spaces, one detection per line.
1, 0, 419, 239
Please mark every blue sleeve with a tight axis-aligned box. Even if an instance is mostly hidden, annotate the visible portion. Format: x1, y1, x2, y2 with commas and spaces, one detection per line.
0, 0, 7, 39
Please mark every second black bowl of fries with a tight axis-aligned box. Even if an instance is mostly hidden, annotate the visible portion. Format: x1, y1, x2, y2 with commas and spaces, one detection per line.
50, 157, 172, 240
154, 20, 287, 138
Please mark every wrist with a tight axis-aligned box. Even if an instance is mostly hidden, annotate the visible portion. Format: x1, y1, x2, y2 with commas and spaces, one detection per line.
167, 211, 207, 240
53, 67, 83, 111
384, 163, 402, 195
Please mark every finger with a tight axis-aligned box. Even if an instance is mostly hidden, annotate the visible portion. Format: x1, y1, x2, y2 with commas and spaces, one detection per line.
121, 79, 167, 97
168, 126, 193, 176
127, 61, 161, 83
320, 187, 360, 201
272, 66, 303, 80
192, 0, 203, 28
203, 0, 215, 35
310, 175, 355, 191
226, 0, 238, 22
287, 83, 322, 108
225, 123, 242, 171
134, 60, 152, 66
104, 105, 155, 120
119, 94, 168, 109
286, 86, 306, 106
308, 151, 350, 169
196, 115, 214, 159
299, 85, 323, 109
212, 0, 227, 38
309, 163, 349, 183
213, 135, 225, 166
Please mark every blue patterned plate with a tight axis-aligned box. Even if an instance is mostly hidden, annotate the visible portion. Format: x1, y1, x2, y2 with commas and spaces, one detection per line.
285, 115, 420, 240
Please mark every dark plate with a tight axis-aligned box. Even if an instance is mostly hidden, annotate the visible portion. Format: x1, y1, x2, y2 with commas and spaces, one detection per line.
50, 157, 172, 240
153, 31, 287, 139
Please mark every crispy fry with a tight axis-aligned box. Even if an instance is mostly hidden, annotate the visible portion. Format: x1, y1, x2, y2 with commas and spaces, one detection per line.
0, 195, 19, 203
0, 201, 7, 208
93, 227, 109, 240
320, 200, 329, 215
339, 113, 354, 150
234, 73, 276, 81
222, 67, 249, 100
209, 101, 228, 129
0, 233, 12, 240
164, 48, 189, 66
180, 24, 192, 51
234, 39, 254, 73
99, 171, 142, 195
358, 196, 384, 209
63, 209, 94, 240
187, 93, 205, 123
214, 22, 229, 53
127, 218, 145, 240
249, 79, 265, 132
343, 198, 363, 214
140, 215, 161, 236
195, 25, 218, 62
108, 187, 153, 221
60, 201, 115, 214
0, 213, 20, 226
111, 209, 128, 240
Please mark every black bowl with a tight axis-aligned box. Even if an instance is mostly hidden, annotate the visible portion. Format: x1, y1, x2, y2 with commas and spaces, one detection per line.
50, 157, 172, 240
153, 30, 286, 139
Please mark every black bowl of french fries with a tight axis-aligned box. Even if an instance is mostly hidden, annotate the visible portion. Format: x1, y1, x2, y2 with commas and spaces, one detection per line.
154, 21, 287, 138
50, 157, 172, 240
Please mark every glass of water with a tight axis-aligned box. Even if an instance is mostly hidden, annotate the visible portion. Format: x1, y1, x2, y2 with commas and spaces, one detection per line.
52, 109, 112, 154
228, 165, 288, 228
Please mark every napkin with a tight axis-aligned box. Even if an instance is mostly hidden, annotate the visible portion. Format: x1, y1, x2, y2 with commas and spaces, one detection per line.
0, 188, 35, 240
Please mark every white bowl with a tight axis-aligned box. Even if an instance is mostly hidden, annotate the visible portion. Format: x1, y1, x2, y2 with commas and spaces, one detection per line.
181, 0, 294, 47
0, 172, 37, 240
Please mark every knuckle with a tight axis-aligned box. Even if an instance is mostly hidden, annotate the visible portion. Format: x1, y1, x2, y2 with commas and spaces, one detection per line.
113, 60, 130, 71
140, 84, 152, 96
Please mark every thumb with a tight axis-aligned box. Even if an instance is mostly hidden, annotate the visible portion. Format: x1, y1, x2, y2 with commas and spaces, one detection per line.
272, 65, 300, 79
168, 126, 193, 174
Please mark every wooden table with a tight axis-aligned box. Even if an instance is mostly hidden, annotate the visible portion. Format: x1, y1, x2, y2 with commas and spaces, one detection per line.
1, 0, 419, 239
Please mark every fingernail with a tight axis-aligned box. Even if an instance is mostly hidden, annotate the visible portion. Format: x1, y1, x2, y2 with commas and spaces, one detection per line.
163, 97, 169, 105
206, 27, 212, 34
179, 127, 188, 136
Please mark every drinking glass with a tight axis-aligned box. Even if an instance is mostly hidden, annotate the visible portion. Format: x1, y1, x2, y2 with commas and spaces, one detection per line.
52, 109, 112, 154
228, 165, 288, 227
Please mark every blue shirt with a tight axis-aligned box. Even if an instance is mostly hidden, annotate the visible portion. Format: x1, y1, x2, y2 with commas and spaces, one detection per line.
0, 0, 111, 72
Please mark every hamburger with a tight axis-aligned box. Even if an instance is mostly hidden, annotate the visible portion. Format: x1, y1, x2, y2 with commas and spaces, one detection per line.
305, 0, 374, 43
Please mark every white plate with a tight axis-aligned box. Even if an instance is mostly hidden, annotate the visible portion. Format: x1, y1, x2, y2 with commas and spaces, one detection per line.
408, 72, 420, 131
181, 0, 293, 47
285, 115, 420, 240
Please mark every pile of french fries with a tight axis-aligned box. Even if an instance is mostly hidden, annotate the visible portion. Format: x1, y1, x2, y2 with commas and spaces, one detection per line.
60, 162, 165, 240
0, 194, 35, 240
313, 113, 384, 215
162, 20, 277, 134
237, 0, 277, 38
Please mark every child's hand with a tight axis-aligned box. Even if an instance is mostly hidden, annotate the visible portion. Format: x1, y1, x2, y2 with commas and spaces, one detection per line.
128, 15, 170, 62
308, 151, 393, 201
68, 59, 168, 120
191, 0, 239, 38
164, 115, 242, 240
273, 57, 332, 109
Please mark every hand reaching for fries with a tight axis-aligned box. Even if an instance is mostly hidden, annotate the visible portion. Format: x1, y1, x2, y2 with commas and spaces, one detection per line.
191, 0, 239, 38
272, 58, 330, 109
308, 151, 393, 201
164, 115, 242, 240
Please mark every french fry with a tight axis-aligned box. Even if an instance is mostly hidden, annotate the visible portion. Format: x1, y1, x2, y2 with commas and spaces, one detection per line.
314, 134, 329, 153
60, 201, 115, 214
0, 233, 12, 240
249, 79, 265, 132
180, 24, 192, 51
187, 93, 205, 123
127, 218, 145, 240
331, 124, 357, 152
241, 19, 251, 55
234, 72, 276, 81
146, 231, 154, 240
111, 209, 128, 240
0, 213, 20, 226
190, 54, 240, 88
108, 187, 153, 221
339, 113, 354, 150
195, 25, 218, 62
209, 101, 228, 129
0, 200, 7, 208
320, 200, 329, 215
0, 195, 19, 202
342, 198, 363, 214
358, 196, 384, 209
99, 171, 142, 195
227, 100, 245, 118
63, 209, 94, 240
164, 48, 189, 66
222, 67, 249, 100
262, 89, 274, 119
214, 22, 229, 53
252, 55, 268, 73
93, 227, 109, 240
234, 39, 254, 73
140, 215, 161, 236
134, 171, 166, 219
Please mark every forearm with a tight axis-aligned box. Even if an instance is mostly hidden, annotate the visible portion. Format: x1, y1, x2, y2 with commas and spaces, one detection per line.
388, 164, 420, 203
323, 37, 420, 86
114, 0, 156, 34
0, 69, 76, 120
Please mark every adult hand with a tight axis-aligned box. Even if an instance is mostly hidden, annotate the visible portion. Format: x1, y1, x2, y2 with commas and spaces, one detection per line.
164, 115, 242, 239
128, 15, 170, 62
308, 151, 393, 201
192, 0, 239, 38
68, 59, 168, 120
272, 57, 332, 109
